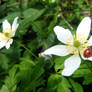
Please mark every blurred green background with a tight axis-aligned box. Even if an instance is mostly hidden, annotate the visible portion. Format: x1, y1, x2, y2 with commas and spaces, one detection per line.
0, 0, 92, 92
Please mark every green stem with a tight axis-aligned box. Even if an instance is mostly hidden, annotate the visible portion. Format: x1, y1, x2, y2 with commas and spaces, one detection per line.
14, 40, 38, 59
19, 0, 23, 16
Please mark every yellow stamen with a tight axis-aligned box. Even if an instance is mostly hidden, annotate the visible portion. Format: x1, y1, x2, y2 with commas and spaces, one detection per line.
0, 28, 13, 42
65, 33, 89, 54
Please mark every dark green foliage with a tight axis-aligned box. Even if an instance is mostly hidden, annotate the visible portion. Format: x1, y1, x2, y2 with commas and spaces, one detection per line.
0, 0, 92, 92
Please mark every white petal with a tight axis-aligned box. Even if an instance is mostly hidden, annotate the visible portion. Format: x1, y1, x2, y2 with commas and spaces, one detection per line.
81, 53, 92, 61
88, 36, 92, 46
3, 20, 11, 31
62, 54, 81, 76
0, 33, 3, 41
86, 57, 92, 61
54, 26, 73, 45
76, 17, 91, 40
0, 41, 6, 49
12, 17, 19, 36
43, 45, 70, 56
5, 39, 13, 49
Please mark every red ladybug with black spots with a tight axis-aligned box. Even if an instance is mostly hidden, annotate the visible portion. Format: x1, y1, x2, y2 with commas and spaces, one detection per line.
83, 48, 92, 58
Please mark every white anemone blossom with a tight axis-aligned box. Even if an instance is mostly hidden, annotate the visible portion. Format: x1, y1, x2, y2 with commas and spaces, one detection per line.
41, 17, 92, 76
0, 17, 19, 49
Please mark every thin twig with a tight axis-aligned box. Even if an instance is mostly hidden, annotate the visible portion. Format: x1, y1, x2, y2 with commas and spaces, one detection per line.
85, 0, 89, 5
0, 2, 20, 13
80, 11, 92, 16
0, 0, 27, 13
0, 0, 1, 4
58, 13, 73, 30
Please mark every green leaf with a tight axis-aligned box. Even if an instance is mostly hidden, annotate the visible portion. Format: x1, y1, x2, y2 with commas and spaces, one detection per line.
0, 53, 9, 70
18, 8, 45, 35
1, 42, 21, 63
43, 74, 62, 92
83, 73, 92, 85
23, 8, 45, 20
69, 78, 83, 92
73, 61, 92, 78
57, 77, 71, 92
73, 69, 91, 78
48, 12, 58, 32
4, 66, 18, 92
0, 66, 19, 92
54, 55, 70, 72
32, 20, 47, 38
0, 85, 9, 92
16, 59, 45, 92
48, 74, 62, 89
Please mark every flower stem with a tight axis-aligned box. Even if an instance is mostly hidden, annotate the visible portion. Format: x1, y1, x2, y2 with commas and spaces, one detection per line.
14, 40, 38, 59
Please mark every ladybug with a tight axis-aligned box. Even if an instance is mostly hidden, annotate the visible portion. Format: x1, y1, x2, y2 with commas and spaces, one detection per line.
83, 48, 92, 58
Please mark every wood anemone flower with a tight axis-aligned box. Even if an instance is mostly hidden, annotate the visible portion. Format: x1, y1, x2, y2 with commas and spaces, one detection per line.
0, 17, 19, 49
41, 17, 92, 76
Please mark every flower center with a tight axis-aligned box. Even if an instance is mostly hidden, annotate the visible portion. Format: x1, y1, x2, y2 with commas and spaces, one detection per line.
65, 33, 89, 54
4, 32, 12, 39
3, 28, 13, 38
73, 40, 81, 48
4, 32, 10, 37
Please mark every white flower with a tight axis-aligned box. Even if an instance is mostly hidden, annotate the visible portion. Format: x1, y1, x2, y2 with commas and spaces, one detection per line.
41, 17, 92, 76
0, 17, 19, 49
